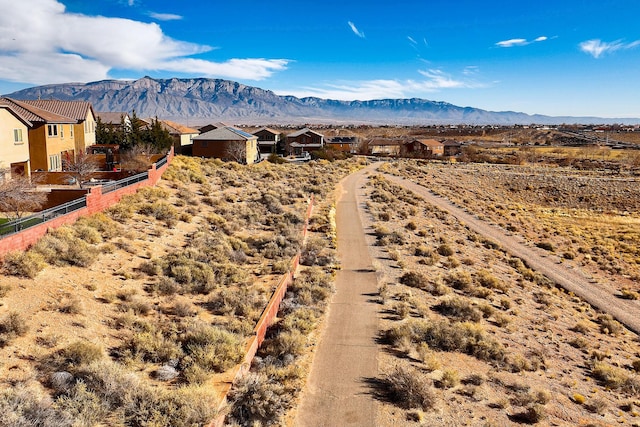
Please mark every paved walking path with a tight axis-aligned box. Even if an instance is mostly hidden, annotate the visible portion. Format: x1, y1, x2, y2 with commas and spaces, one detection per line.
384, 173, 640, 336
295, 166, 380, 427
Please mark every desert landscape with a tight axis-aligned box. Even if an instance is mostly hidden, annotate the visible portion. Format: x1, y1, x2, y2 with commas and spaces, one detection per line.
1, 139, 639, 426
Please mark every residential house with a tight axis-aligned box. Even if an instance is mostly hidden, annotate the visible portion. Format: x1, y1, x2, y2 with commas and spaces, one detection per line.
20, 99, 97, 158
0, 98, 79, 172
404, 139, 444, 157
192, 126, 259, 164
153, 119, 199, 155
253, 127, 284, 155
365, 139, 403, 156
0, 102, 32, 178
326, 136, 359, 153
96, 111, 131, 133
198, 122, 230, 134
285, 128, 324, 155
442, 139, 463, 156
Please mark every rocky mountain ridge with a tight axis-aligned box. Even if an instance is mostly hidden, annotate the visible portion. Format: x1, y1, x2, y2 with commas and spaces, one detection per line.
4, 76, 636, 125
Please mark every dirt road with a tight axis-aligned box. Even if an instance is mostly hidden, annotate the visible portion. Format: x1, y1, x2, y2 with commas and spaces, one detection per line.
295, 167, 379, 427
384, 173, 640, 336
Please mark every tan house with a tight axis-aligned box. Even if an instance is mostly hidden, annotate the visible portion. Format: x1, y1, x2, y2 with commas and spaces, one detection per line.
0, 103, 32, 177
144, 119, 199, 155
365, 139, 403, 156
0, 98, 80, 172
192, 126, 259, 164
404, 139, 444, 157
19, 99, 97, 158
253, 127, 284, 155
96, 111, 131, 133
285, 128, 324, 155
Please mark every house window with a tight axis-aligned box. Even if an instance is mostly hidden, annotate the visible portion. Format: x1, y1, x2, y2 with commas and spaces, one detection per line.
47, 124, 58, 137
13, 129, 23, 143
60, 125, 64, 138
49, 154, 61, 171
70, 126, 73, 137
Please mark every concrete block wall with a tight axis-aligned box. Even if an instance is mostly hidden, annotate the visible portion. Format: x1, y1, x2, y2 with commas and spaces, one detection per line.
0, 148, 173, 258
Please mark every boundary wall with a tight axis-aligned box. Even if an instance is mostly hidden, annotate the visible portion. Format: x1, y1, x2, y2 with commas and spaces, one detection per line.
0, 148, 174, 258
208, 195, 314, 427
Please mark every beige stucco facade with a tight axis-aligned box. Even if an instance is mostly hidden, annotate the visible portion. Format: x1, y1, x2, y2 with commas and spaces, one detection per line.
0, 106, 31, 176
28, 121, 77, 171
74, 109, 97, 155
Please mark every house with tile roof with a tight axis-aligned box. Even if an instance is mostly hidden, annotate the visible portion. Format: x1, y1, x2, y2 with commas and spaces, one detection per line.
0, 98, 81, 172
192, 126, 259, 164
0, 103, 32, 178
19, 99, 97, 158
285, 128, 324, 155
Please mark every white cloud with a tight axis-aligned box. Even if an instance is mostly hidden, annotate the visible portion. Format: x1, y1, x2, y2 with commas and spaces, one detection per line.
407, 36, 417, 45
149, 12, 183, 21
579, 39, 640, 58
348, 21, 365, 38
278, 69, 485, 101
496, 36, 548, 48
0, 0, 288, 85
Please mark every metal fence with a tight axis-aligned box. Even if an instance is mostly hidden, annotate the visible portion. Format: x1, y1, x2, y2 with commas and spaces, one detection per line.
101, 171, 149, 194
0, 152, 170, 239
0, 197, 87, 237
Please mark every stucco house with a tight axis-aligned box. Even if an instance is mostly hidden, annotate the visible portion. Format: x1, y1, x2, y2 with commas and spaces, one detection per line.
404, 139, 444, 157
19, 99, 97, 158
0, 98, 81, 172
0, 102, 32, 178
285, 128, 324, 155
253, 127, 284, 155
365, 139, 403, 156
145, 119, 199, 155
192, 126, 259, 164
96, 111, 131, 133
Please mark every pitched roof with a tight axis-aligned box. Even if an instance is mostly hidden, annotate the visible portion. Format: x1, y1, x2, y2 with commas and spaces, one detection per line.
161, 120, 199, 135
367, 138, 403, 146
0, 104, 33, 127
96, 112, 129, 124
253, 127, 282, 136
410, 138, 444, 147
0, 98, 76, 124
193, 126, 257, 141
18, 99, 95, 122
287, 127, 323, 138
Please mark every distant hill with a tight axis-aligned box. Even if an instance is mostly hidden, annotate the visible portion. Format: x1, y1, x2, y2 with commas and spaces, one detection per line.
4, 76, 637, 125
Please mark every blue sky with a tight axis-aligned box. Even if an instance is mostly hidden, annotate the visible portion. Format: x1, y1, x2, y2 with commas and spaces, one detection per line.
1, 0, 639, 118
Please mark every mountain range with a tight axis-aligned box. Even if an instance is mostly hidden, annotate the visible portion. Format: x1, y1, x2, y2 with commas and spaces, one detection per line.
4, 76, 637, 126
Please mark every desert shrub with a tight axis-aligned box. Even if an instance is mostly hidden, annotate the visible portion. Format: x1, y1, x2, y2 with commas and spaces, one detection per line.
123, 329, 183, 364
384, 365, 436, 411
570, 321, 591, 334
620, 288, 640, 300
586, 398, 608, 414
0, 311, 28, 347
59, 297, 83, 314
399, 271, 428, 289
437, 243, 454, 256
437, 369, 460, 389
0, 384, 73, 426
1, 251, 46, 278
173, 301, 196, 317
433, 297, 482, 322
0, 284, 10, 298
536, 241, 555, 252
60, 341, 103, 366
263, 329, 307, 359
511, 404, 547, 423
228, 372, 290, 426
207, 287, 267, 322
182, 323, 244, 373
280, 307, 319, 335
301, 237, 333, 266
591, 361, 639, 393
386, 319, 506, 364
444, 269, 473, 291
476, 270, 509, 293
632, 359, 640, 373
416, 343, 441, 371
596, 314, 623, 335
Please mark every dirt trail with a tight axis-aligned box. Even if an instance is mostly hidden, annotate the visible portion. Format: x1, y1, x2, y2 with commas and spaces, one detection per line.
295, 166, 380, 427
384, 173, 640, 336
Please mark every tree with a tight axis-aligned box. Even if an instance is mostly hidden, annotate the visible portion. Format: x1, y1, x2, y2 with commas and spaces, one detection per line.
65, 152, 99, 188
225, 142, 247, 164
0, 171, 47, 220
